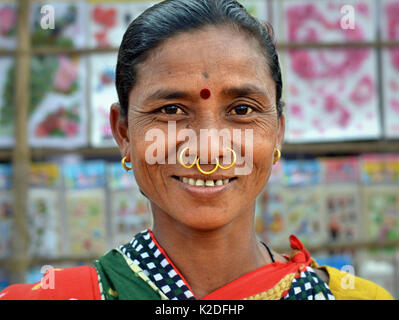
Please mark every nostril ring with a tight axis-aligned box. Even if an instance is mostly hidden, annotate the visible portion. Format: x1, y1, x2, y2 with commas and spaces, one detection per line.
218, 147, 236, 170
196, 157, 219, 175
179, 146, 196, 169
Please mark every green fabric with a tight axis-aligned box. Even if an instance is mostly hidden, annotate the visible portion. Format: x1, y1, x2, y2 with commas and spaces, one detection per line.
93, 249, 162, 300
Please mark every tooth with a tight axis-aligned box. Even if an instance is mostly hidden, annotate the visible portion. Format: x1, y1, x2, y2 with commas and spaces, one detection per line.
182, 177, 188, 183
223, 179, 229, 185
188, 178, 195, 185
205, 180, 215, 187
195, 179, 205, 186
215, 179, 223, 186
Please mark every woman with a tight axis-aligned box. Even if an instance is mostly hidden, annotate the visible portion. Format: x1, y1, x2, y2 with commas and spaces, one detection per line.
0, 0, 393, 300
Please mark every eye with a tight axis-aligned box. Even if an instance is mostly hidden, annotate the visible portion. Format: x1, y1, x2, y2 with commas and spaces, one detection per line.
229, 105, 255, 116
159, 105, 185, 115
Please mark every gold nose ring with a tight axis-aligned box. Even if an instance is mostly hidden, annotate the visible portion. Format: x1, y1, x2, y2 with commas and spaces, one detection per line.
218, 147, 236, 170
196, 157, 219, 175
178, 146, 196, 169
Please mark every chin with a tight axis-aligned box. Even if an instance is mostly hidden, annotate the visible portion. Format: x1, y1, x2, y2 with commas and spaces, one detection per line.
173, 206, 238, 232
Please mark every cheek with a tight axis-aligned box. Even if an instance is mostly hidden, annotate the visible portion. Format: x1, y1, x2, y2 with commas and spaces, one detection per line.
128, 113, 167, 163
248, 121, 278, 185
252, 134, 274, 175
253, 115, 279, 138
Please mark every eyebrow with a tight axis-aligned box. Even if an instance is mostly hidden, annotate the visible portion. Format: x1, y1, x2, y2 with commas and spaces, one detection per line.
221, 84, 273, 100
143, 83, 272, 104
143, 89, 190, 104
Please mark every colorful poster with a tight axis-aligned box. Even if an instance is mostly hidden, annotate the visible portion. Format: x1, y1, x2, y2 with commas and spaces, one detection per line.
283, 186, 327, 247
88, 1, 157, 48
282, 47, 380, 142
320, 157, 360, 184
65, 188, 107, 257
323, 184, 363, 243
0, 57, 15, 148
28, 55, 87, 148
382, 49, 399, 138
27, 163, 62, 258
63, 161, 107, 256
110, 189, 152, 247
27, 188, 62, 258
381, 0, 399, 138
0, 2, 18, 50
30, 1, 87, 48
361, 154, 399, 185
29, 162, 60, 187
63, 161, 106, 189
108, 162, 152, 247
89, 53, 118, 147
278, 0, 376, 43
107, 162, 136, 190
281, 159, 321, 186
284, 48, 381, 143
255, 185, 287, 248
278, 0, 380, 142
363, 186, 399, 242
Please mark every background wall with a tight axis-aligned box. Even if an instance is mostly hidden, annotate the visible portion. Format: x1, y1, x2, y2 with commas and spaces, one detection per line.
0, 0, 398, 298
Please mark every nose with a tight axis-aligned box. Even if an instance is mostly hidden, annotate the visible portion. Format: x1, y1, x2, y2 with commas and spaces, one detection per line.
197, 128, 224, 165
181, 110, 236, 170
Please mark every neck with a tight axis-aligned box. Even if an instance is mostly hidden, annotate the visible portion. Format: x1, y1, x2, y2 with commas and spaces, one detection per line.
151, 205, 271, 299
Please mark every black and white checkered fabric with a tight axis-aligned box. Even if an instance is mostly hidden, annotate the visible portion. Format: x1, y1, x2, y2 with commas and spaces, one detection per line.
282, 266, 335, 300
119, 230, 195, 300
119, 230, 335, 300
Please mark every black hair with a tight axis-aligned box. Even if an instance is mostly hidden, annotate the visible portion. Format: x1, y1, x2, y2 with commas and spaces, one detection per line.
115, 0, 284, 120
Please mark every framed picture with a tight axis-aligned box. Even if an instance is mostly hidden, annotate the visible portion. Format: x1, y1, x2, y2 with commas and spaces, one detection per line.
380, 0, 399, 138
89, 53, 118, 147
28, 55, 88, 148
0, 2, 18, 50
0, 57, 15, 148
30, 1, 87, 48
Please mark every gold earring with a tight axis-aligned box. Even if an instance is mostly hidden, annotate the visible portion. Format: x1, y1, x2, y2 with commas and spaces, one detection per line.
218, 147, 237, 170
121, 156, 132, 171
179, 146, 197, 169
196, 157, 219, 175
273, 149, 281, 165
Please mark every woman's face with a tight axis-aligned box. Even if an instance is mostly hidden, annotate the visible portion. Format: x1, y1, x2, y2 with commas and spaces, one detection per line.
111, 25, 285, 231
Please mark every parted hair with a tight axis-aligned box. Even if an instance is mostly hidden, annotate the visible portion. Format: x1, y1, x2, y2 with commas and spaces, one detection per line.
115, 0, 284, 119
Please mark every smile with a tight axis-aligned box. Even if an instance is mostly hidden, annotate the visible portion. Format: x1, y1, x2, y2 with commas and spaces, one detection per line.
172, 175, 237, 198
172, 175, 237, 187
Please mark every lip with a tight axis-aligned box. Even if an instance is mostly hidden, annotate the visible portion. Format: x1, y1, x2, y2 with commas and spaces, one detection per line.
172, 176, 237, 198
172, 174, 236, 181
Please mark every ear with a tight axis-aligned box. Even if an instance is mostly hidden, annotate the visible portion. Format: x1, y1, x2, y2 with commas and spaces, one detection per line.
109, 102, 131, 161
276, 113, 285, 150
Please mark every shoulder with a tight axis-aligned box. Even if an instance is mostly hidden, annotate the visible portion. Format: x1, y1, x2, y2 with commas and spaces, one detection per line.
317, 265, 394, 300
0, 265, 101, 300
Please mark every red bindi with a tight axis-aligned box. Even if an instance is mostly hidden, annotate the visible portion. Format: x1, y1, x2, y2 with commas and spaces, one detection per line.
200, 88, 211, 99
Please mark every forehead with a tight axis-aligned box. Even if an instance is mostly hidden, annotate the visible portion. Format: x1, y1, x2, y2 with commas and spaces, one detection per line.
133, 25, 274, 94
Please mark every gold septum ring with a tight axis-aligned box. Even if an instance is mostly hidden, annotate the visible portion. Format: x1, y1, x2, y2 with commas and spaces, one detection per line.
178, 146, 236, 175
